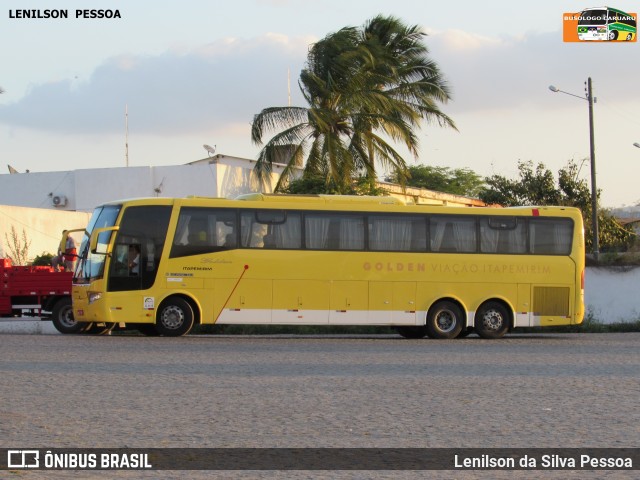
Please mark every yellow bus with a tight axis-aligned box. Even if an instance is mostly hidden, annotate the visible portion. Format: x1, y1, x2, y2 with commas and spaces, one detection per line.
70, 194, 585, 339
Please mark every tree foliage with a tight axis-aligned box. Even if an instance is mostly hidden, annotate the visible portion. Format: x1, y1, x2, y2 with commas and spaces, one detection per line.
280, 174, 388, 196
251, 15, 455, 193
32, 252, 55, 267
480, 160, 633, 252
4, 225, 32, 265
387, 165, 485, 197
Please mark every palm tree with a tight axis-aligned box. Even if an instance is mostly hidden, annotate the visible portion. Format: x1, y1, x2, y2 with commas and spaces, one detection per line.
251, 15, 456, 193
354, 15, 456, 185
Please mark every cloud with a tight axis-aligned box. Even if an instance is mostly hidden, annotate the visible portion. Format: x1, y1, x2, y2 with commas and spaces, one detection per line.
427, 29, 640, 113
0, 34, 313, 134
3, 28, 639, 137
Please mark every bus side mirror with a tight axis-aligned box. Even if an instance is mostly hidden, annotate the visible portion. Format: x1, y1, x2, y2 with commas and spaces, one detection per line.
90, 226, 120, 255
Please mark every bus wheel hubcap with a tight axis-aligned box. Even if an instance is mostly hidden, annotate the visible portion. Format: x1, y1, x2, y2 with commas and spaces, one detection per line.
435, 310, 456, 333
162, 306, 184, 329
481, 309, 503, 331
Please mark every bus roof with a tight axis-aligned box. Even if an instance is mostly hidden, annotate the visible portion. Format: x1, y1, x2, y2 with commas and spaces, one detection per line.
235, 193, 408, 206
98, 195, 582, 220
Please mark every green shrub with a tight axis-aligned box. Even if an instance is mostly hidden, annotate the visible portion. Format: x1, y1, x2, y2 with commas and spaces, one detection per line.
32, 252, 55, 266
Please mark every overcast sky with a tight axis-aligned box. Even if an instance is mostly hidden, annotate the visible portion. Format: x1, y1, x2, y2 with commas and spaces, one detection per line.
2, 0, 640, 207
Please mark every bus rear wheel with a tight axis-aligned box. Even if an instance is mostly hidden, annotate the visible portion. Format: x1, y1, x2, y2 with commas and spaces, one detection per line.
156, 297, 195, 337
475, 302, 510, 339
425, 301, 464, 339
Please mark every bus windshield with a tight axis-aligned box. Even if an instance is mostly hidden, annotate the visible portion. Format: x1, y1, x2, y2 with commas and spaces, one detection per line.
74, 205, 121, 284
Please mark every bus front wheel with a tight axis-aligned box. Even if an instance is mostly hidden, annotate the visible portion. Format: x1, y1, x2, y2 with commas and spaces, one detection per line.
156, 297, 195, 337
425, 301, 464, 339
475, 302, 510, 339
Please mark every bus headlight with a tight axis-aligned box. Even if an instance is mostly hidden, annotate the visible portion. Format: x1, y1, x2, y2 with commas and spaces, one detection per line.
88, 292, 102, 304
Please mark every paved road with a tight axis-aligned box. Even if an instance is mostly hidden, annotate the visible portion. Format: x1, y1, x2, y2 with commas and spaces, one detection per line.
1, 333, 639, 479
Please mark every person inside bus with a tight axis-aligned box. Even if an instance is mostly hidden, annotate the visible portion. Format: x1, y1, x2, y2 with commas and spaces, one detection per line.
128, 244, 140, 276
187, 219, 208, 246
223, 233, 236, 248
262, 233, 276, 248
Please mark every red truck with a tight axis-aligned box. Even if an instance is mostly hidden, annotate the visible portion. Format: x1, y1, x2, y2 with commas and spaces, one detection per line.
0, 257, 83, 334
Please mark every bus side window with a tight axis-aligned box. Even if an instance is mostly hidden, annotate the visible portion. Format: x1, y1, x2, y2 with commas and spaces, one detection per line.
480, 217, 526, 254
430, 216, 476, 253
530, 219, 573, 255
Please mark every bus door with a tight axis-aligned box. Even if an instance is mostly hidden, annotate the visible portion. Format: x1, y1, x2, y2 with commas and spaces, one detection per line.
106, 206, 172, 325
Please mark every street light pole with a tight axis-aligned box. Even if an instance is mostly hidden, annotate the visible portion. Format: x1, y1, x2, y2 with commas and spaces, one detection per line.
586, 77, 599, 260
548, 78, 599, 260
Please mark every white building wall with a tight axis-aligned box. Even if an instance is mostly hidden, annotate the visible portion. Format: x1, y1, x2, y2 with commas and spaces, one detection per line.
0, 170, 76, 210
0, 155, 285, 213
0, 205, 91, 263
75, 167, 154, 211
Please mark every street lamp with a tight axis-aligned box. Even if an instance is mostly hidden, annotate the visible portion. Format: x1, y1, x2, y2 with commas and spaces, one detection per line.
549, 78, 599, 260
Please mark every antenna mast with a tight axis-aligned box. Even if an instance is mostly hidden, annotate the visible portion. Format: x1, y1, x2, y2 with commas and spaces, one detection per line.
125, 104, 129, 167
287, 68, 291, 106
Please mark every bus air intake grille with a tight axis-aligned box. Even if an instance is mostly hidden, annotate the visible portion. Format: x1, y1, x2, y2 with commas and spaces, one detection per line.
533, 286, 570, 316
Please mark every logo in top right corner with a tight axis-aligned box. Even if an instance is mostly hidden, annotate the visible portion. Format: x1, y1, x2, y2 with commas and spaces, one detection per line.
564, 6, 637, 42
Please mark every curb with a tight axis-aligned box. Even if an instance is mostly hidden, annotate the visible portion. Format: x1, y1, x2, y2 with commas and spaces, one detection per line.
0, 319, 60, 335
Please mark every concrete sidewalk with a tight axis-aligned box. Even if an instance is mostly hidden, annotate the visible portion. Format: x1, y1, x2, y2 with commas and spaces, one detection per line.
0, 317, 60, 334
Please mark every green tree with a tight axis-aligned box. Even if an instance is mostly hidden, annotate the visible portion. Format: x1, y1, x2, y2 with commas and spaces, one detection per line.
281, 174, 387, 196
480, 160, 633, 252
251, 15, 455, 193
32, 252, 55, 267
387, 165, 485, 197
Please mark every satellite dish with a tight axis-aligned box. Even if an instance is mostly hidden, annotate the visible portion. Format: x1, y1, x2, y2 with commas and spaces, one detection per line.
203, 144, 216, 157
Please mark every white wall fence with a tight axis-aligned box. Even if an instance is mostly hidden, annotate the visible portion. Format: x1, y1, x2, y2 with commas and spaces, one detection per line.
0, 205, 91, 261
585, 266, 640, 324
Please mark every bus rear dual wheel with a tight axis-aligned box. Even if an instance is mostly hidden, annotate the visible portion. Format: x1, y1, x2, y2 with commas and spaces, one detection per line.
422, 300, 510, 340
474, 302, 510, 339
426, 300, 465, 339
